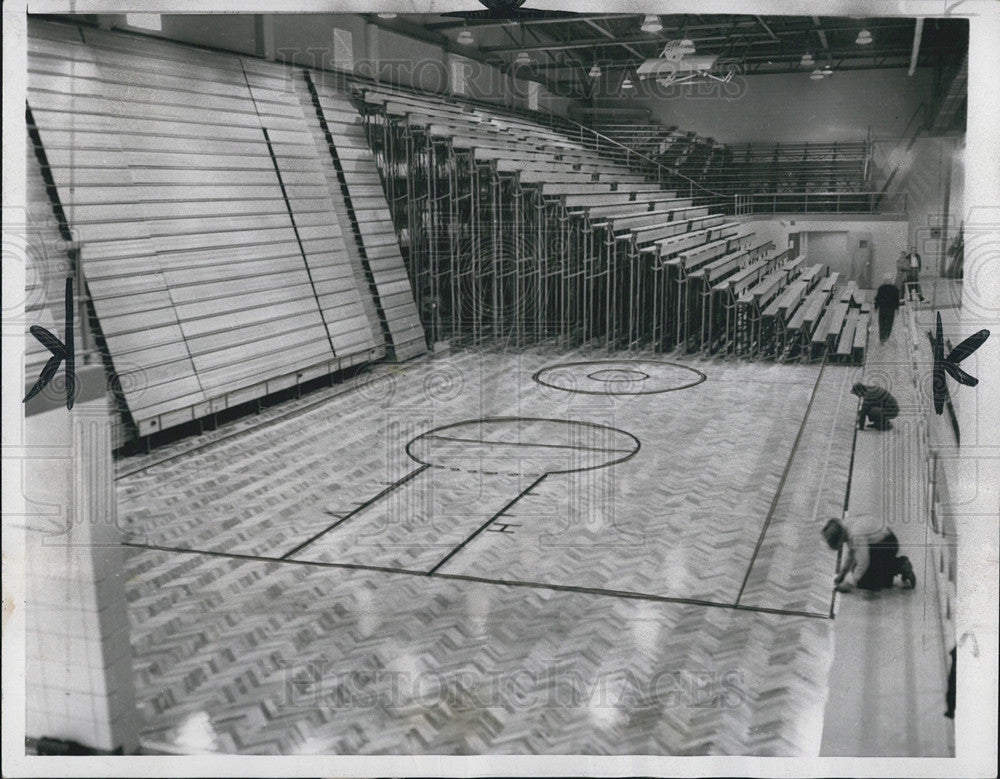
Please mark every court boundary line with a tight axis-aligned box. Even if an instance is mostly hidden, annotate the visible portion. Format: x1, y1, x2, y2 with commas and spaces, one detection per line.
830, 385, 863, 619
122, 541, 832, 620
115, 349, 446, 482
427, 473, 548, 574
735, 356, 828, 606
278, 464, 430, 559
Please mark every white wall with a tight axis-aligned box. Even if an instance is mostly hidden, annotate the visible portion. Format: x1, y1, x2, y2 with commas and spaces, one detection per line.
890, 135, 965, 277
270, 14, 368, 70
595, 67, 932, 145
744, 215, 909, 287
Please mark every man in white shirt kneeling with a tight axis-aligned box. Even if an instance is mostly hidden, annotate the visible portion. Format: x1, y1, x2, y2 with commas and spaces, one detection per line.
823, 515, 916, 592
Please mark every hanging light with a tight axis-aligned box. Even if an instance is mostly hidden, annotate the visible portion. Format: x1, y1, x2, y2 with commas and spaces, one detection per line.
622, 75, 634, 89
821, 64, 833, 75
856, 28, 872, 45
800, 52, 815, 67
589, 63, 602, 78
457, 27, 474, 45
677, 37, 695, 53
641, 15, 663, 34
514, 50, 532, 66
810, 68, 824, 80
377, 12, 397, 19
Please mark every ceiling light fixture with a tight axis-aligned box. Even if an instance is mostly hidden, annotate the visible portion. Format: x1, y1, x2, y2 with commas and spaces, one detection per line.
810, 68, 824, 80
589, 63, 602, 78
801, 52, 815, 66
622, 75, 634, 89
377, 12, 397, 19
457, 28, 474, 45
821, 64, 833, 75
515, 50, 532, 66
856, 28, 873, 45
641, 15, 663, 34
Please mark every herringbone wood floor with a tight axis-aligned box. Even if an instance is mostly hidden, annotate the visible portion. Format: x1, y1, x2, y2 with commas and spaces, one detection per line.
118, 347, 857, 755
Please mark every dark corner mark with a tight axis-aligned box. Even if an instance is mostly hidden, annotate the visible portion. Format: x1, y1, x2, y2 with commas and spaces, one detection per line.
23, 276, 75, 411
929, 310, 989, 415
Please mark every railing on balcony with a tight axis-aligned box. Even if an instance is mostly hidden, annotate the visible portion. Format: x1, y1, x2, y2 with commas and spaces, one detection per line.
734, 191, 907, 216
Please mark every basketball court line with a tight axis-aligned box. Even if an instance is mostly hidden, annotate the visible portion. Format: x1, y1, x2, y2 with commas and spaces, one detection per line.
122, 541, 832, 619
735, 357, 828, 606
829, 395, 862, 619
278, 464, 430, 559
532, 359, 707, 395
427, 473, 548, 573
419, 433, 636, 455
114, 350, 445, 482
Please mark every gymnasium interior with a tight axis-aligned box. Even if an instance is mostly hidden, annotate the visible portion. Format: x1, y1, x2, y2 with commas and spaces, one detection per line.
6, 1, 999, 773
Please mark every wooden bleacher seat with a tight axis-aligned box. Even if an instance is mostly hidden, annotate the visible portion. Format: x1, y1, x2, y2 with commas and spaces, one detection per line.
820, 272, 840, 293
852, 313, 870, 363
814, 299, 849, 354
836, 308, 861, 358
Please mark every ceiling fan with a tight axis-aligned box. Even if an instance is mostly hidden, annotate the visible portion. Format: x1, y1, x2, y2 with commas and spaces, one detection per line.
440, 0, 579, 22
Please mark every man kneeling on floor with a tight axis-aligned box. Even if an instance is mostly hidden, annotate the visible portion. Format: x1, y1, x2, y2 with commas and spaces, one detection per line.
851, 382, 899, 431
823, 517, 916, 592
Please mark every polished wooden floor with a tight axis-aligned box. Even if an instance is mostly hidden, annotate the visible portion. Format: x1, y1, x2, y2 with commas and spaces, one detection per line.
118, 346, 857, 755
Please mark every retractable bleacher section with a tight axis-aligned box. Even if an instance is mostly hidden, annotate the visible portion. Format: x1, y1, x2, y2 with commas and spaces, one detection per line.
583, 115, 870, 200
355, 81, 872, 361
583, 118, 732, 188
26, 19, 425, 442
25, 18, 874, 445
704, 142, 870, 195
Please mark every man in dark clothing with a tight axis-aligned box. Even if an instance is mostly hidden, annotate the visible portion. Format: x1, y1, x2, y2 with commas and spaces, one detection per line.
850, 382, 899, 430
874, 281, 901, 341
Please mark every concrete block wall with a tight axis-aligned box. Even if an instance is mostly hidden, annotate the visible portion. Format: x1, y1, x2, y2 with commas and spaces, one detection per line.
23, 366, 138, 754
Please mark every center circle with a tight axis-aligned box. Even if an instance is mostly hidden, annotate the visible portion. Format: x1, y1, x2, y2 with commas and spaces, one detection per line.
406, 417, 640, 476
587, 369, 650, 383
533, 360, 707, 396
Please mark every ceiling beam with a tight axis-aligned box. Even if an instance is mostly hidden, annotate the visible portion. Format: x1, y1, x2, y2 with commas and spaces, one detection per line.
527, 49, 928, 74
756, 15, 779, 42
812, 16, 829, 49
548, 60, 928, 85
582, 17, 646, 60
908, 18, 924, 77
481, 19, 920, 53
424, 13, 633, 31
362, 15, 577, 99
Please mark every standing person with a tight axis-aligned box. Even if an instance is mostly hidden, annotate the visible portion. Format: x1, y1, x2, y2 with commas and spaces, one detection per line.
850, 382, 899, 431
874, 278, 901, 342
822, 516, 916, 592
895, 250, 911, 296
904, 245, 926, 302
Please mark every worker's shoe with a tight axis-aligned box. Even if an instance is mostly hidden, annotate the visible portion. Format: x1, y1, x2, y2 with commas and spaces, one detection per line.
898, 556, 916, 589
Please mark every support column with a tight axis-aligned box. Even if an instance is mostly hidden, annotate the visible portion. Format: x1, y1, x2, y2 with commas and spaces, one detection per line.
23, 366, 139, 755
955, 6, 1000, 774
254, 14, 275, 61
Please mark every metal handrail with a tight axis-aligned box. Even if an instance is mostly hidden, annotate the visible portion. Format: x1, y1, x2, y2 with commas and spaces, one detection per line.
733, 190, 906, 215
546, 112, 734, 203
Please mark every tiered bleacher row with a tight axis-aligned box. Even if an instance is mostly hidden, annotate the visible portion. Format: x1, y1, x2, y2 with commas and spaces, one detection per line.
25, 18, 872, 443
354, 82, 868, 361
26, 19, 426, 441
583, 115, 871, 199
707, 141, 871, 195
581, 119, 731, 185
